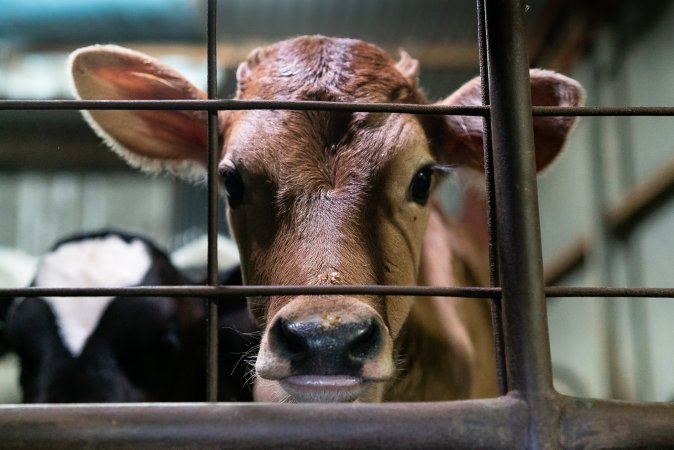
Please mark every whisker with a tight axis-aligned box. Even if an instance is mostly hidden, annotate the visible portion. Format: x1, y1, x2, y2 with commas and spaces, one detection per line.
230, 343, 260, 376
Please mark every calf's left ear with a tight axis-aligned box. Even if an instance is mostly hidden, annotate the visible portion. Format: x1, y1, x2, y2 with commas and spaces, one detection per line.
436, 69, 584, 173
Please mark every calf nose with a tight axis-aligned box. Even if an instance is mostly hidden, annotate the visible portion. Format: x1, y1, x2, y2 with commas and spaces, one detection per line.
270, 317, 382, 375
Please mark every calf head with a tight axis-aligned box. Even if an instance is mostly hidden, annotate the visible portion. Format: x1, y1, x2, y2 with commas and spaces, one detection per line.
69, 36, 583, 402
0, 231, 257, 403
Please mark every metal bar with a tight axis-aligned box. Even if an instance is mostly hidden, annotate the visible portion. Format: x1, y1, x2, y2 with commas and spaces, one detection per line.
560, 396, 674, 449
546, 286, 674, 298
205, 0, 219, 403
476, 0, 508, 397
0, 398, 526, 450
0, 398, 670, 450
484, 0, 557, 448
2, 100, 674, 116
0, 285, 501, 298
0, 100, 488, 115
3, 285, 674, 299
532, 106, 674, 116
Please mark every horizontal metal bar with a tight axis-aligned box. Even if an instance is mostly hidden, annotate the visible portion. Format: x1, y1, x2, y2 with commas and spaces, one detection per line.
561, 396, 674, 449
0, 398, 525, 450
0, 99, 488, 116
545, 286, 674, 298
2, 285, 674, 299
532, 106, 674, 116
1, 100, 673, 117
0, 395, 671, 449
0, 285, 500, 299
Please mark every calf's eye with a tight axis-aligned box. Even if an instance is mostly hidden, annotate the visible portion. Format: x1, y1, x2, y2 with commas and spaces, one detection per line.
409, 166, 433, 205
219, 166, 245, 208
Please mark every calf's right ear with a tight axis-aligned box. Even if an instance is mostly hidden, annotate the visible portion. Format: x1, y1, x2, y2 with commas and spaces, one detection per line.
436, 69, 585, 173
69, 45, 216, 180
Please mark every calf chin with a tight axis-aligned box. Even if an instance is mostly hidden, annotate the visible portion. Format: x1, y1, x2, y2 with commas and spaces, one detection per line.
254, 296, 394, 402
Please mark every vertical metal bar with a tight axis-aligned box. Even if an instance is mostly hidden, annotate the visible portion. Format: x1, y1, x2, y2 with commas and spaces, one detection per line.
476, 0, 508, 397
484, 0, 557, 447
206, 0, 220, 402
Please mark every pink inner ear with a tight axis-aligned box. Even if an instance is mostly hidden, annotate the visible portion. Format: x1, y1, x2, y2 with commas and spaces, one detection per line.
438, 70, 583, 173
73, 48, 211, 167
136, 110, 208, 161
91, 67, 201, 101
530, 72, 584, 171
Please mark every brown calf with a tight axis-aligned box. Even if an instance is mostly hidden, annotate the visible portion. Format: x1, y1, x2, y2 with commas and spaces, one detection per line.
69, 36, 583, 403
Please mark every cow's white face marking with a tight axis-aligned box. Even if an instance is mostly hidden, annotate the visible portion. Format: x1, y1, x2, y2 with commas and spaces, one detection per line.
35, 235, 152, 356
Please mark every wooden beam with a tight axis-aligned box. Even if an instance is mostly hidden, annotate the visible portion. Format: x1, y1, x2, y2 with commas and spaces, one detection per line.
42, 41, 480, 70
545, 153, 674, 285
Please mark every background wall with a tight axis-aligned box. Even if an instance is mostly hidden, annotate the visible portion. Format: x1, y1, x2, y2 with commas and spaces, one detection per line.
539, 1, 674, 401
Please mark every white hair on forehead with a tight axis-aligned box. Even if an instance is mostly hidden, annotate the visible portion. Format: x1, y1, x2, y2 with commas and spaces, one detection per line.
35, 235, 152, 356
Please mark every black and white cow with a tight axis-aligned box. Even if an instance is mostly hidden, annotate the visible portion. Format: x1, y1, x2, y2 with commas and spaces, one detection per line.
0, 230, 257, 403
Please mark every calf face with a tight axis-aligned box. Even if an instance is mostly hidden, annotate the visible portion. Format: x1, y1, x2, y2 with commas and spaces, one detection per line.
0, 231, 257, 403
69, 37, 583, 402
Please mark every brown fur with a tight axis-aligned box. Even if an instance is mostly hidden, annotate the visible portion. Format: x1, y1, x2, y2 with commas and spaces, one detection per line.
69, 36, 583, 403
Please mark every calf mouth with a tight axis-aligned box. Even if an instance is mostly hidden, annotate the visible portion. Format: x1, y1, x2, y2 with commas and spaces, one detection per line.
279, 375, 369, 403
257, 366, 392, 403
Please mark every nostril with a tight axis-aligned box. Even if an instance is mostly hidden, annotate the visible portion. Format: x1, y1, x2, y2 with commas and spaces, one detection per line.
347, 318, 381, 363
271, 318, 308, 360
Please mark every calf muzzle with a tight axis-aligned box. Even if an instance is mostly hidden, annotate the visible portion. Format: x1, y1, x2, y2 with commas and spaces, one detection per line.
270, 316, 381, 376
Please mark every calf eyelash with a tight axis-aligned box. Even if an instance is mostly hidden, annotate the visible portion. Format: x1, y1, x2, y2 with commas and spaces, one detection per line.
428, 163, 455, 175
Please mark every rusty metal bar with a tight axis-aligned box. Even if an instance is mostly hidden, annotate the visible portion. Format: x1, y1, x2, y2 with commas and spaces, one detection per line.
560, 396, 674, 449
0, 395, 672, 449
2, 100, 674, 116
205, 0, 219, 403
532, 105, 674, 116
477, 0, 508, 397
0, 99, 488, 115
0, 285, 501, 298
485, 0, 557, 447
3, 285, 674, 299
0, 398, 526, 450
546, 286, 674, 298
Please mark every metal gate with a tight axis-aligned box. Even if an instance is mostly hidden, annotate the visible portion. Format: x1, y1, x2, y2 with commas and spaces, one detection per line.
1, 0, 673, 448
